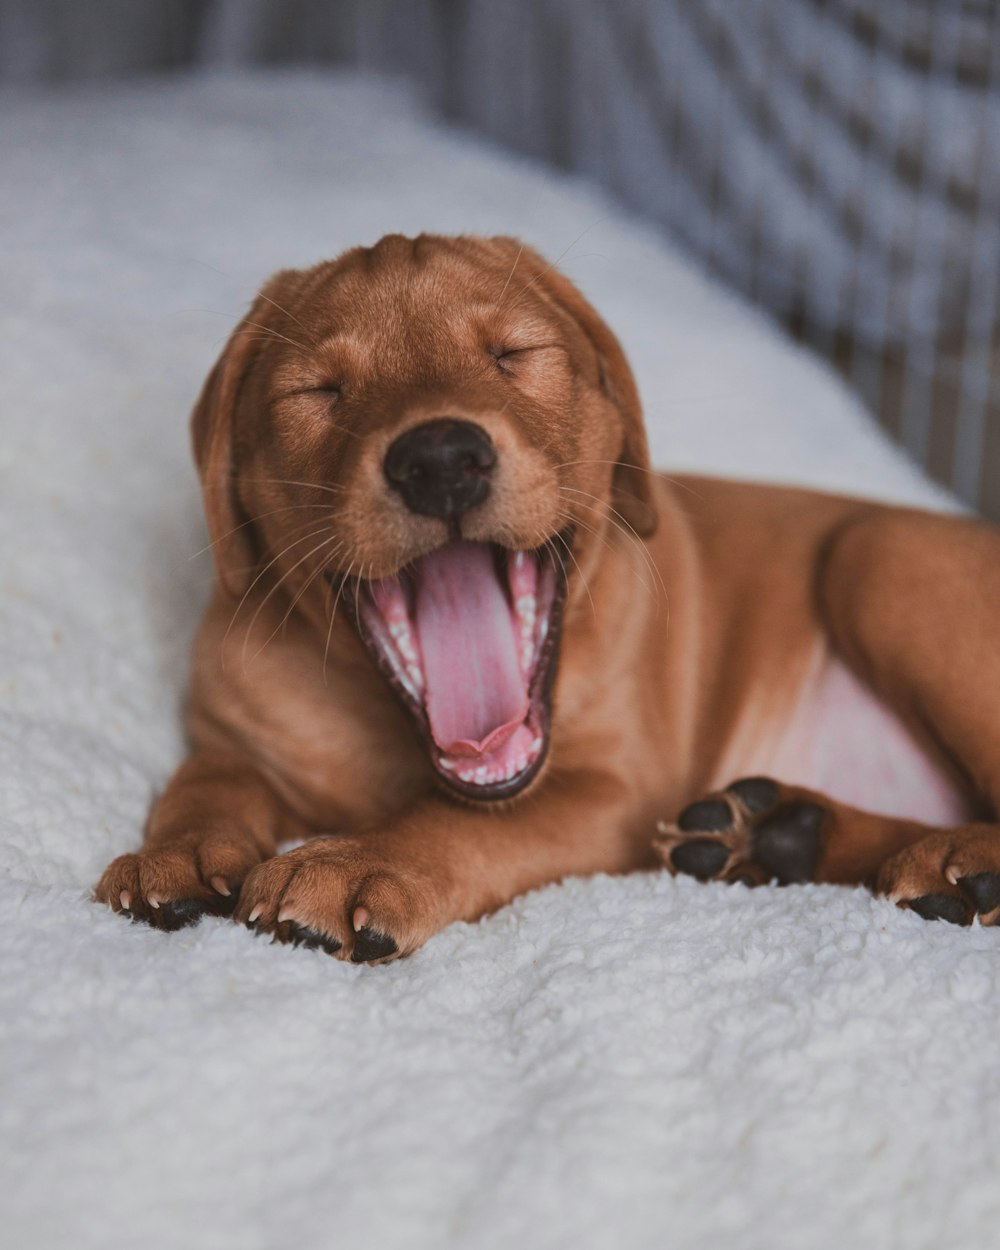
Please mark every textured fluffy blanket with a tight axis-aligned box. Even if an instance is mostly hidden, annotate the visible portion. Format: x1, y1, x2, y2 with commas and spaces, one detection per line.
2, 73, 995, 1250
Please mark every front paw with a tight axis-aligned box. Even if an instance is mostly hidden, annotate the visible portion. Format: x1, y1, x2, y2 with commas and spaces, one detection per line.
94, 831, 265, 930
234, 835, 448, 963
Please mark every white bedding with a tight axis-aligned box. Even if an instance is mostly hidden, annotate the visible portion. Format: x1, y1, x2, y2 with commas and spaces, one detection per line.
1, 72, 994, 1250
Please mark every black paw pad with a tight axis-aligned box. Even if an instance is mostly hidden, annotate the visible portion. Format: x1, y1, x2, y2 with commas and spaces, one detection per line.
677, 799, 733, 833
671, 839, 730, 880
958, 872, 1000, 915
908, 893, 971, 925
288, 923, 342, 954
726, 777, 778, 814
154, 898, 210, 931
351, 926, 398, 963
751, 802, 824, 884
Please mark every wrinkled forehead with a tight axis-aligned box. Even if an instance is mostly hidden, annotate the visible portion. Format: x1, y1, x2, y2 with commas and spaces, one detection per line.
298, 239, 560, 348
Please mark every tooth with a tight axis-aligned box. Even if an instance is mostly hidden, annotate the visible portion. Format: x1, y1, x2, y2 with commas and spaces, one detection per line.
370, 576, 407, 621
508, 550, 539, 600
369, 578, 425, 695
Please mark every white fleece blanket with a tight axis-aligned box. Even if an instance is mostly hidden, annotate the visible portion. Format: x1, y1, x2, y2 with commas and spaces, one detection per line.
2, 72, 996, 1250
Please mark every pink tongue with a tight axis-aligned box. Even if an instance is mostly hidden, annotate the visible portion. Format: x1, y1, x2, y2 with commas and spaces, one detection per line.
413, 543, 528, 756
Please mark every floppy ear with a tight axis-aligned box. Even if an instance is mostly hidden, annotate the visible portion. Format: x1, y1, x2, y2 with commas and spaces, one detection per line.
190, 283, 286, 598
508, 243, 658, 537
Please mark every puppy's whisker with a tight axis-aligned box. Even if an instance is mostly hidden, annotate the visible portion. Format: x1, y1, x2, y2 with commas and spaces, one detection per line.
548, 529, 597, 623
557, 501, 654, 600
243, 531, 341, 670
223, 332, 306, 353
552, 458, 705, 501
195, 308, 312, 356
253, 290, 317, 344
570, 495, 667, 627
559, 486, 667, 612
221, 524, 335, 663
492, 243, 524, 315
266, 537, 346, 653
352, 561, 370, 635
230, 477, 348, 497
187, 504, 332, 562
510, 218, 607, 308
213, 332, 311, 361
324, 559, 356, 687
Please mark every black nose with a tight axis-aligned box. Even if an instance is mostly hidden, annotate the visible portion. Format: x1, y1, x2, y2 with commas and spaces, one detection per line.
384, 418, 496, 524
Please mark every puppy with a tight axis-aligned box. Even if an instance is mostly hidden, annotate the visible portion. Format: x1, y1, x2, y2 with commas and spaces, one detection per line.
96, 234, 1000, 960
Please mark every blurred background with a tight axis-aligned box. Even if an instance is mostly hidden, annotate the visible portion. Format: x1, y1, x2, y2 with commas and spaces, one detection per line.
3, 0, 999, 517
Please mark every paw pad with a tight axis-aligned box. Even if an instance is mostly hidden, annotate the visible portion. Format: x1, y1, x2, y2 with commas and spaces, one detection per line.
670, 839, 730, 880
957, 872, 1000, 915
907, 893, 971, 925
656, 779, 827, 888
677, 799, 733, 833
725, 777, 778, 813
287, 923, 343, 954
751, 802, 824, 884
351, 926, 398, 963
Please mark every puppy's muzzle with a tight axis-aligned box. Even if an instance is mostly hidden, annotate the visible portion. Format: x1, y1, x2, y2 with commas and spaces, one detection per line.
384, 418, 496, 524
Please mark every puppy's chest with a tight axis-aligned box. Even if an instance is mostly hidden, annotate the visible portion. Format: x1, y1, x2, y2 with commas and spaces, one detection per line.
710, 652, 970, 824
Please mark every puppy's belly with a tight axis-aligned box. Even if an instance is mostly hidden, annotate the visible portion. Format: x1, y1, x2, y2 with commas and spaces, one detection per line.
712, 655, 971, 824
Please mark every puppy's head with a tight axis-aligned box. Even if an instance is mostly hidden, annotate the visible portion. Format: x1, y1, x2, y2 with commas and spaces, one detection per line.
193, 234, 656, 799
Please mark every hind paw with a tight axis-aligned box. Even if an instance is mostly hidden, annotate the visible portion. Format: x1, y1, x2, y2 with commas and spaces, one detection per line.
654, 777, 828, 886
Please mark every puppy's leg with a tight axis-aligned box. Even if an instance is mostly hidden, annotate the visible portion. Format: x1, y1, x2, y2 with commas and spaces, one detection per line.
657, 777, 1000, 925
95, 752, 300, 930
233, 769, 651, 962
818, 507, 1000, 923
661, 508, 1000, 925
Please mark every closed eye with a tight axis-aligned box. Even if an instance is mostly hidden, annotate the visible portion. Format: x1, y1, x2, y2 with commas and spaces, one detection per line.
489, 344, 556, 374
281, 383, 342, 402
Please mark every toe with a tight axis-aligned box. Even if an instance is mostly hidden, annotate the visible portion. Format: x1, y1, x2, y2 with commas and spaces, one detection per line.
726, 777, 779, 814
670, 838, 730, 880
95, 854, 144, 919
196, 831, 262, 899
235, 857, 297, 930
677, 798, 734, 833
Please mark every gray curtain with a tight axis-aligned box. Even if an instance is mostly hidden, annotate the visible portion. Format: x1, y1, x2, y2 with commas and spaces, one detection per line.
4, 0, 999, 516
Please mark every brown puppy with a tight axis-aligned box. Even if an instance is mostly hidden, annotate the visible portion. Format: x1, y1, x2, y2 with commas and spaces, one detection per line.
96, 233, 1000, 959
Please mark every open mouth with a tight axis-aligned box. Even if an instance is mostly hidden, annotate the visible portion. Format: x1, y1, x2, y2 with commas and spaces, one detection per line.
352, 535, 570, 800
